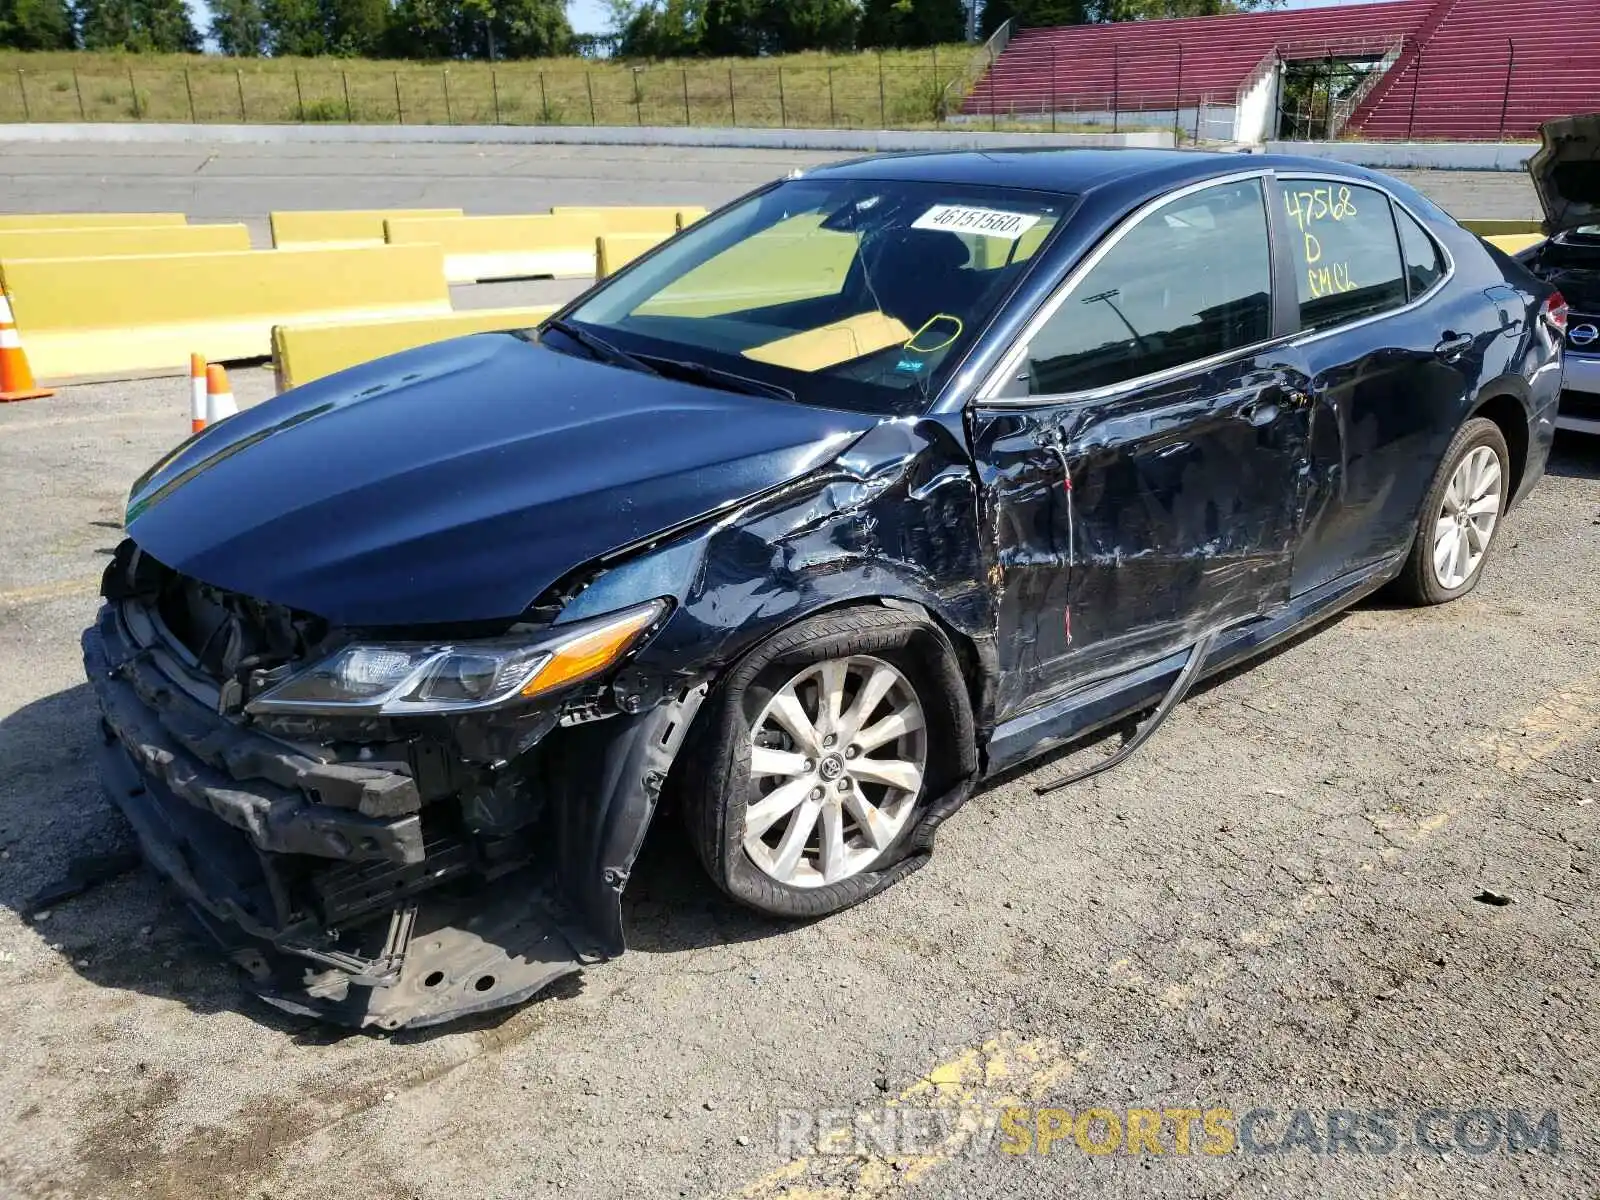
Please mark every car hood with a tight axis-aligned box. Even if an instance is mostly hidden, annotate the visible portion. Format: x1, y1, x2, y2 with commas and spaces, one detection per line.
124, 334, 876, 627
1529, 113, 1600, 235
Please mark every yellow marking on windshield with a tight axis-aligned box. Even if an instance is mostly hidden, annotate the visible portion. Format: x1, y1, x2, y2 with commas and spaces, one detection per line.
742, 311, 912, 373
904, 314, 963, 354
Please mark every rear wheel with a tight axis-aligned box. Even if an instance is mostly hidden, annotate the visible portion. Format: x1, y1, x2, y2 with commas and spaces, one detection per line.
1394, 417, 1510, 605
680, 607, 972, 919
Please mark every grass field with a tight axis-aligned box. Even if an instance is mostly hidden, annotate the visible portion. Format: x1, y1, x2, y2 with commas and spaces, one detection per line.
0, 46, 1001, 129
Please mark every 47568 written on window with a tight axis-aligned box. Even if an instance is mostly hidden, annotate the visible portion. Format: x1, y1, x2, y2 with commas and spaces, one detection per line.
1279, 180, 1408, 332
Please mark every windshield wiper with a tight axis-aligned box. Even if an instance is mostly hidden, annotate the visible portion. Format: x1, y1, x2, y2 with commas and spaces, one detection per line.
635, 355, 797, 403
542, 318, 661, 377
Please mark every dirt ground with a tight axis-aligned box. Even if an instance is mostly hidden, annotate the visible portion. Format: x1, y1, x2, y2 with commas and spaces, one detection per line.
0, 147, 1595, 1200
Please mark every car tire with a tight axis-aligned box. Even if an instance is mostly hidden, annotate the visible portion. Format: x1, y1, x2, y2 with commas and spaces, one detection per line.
678, 605, 974, 919
1393, 416, 1511, 606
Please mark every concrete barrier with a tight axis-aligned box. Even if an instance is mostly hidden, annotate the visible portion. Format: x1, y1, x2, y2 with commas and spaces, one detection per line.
2, 244, 450, 382
270, 208, 464, 249
596, 233, 670, 279
0, 212, 187, 229
1263, 140, 1534, 172
272, 304, 556, 390
553, 206, 708, 233
0, 223, 250, 263
385, 213, 603, 283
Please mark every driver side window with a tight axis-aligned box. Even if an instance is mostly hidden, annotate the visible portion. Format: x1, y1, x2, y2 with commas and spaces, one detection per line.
1022, 179, 1274, 396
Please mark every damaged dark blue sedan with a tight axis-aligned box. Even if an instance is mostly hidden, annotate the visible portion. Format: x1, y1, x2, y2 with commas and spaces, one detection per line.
86, 149, 1565, 1028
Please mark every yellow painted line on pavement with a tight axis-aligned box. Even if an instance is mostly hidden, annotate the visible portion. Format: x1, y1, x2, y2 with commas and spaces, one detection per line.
0, 576, 101, 607
1475, 679, 1600, 774
733, 1033, 1083, 1200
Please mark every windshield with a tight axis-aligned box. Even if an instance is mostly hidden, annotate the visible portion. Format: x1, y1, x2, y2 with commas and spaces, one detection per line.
554, 178, 1072, 416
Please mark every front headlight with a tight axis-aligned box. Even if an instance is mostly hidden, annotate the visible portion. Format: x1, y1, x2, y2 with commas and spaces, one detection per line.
245, 600, 668, 716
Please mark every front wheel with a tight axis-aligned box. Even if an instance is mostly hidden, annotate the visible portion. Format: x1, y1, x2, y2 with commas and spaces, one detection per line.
1394, 416, 1510, 605
679, 607, 974, 919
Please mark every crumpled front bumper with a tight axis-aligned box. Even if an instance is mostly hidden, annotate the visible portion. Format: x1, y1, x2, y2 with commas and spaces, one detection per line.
83, 604, 588, 1030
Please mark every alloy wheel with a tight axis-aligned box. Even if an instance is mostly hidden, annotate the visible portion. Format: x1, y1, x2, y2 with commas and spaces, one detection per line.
744, 655, 927, 888
1432, 444, 1503, 590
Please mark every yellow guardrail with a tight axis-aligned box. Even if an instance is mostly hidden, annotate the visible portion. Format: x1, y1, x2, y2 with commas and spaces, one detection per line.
596, 233, 671, 279
0, 223, 251, 264
270, 208, 464, 249
0, 212, 187, 230
1483, 232, 1546, 254
2, 244, 451, 382
272, 304, 557, 390
385, 208, 704, 284
385, 213, 608, 283
553, 206, 708, 233
1459, 219, 1544, 236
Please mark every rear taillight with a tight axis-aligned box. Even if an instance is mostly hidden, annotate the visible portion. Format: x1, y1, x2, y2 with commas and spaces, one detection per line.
1542, 291, 1569, 333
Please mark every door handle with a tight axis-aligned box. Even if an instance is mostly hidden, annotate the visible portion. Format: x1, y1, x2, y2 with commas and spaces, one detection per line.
1435, 332, 1474, 360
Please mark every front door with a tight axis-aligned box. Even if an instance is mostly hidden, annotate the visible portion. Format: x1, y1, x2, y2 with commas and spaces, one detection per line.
969, 176, 1313, 723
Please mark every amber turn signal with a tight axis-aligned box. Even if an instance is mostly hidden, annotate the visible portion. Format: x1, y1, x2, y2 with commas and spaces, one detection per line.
519, 601, 666, 699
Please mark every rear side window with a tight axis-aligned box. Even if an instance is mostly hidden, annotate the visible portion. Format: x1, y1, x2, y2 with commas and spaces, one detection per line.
1022, 178, 1273, 395
1280, 180, 1406, 331
1396, 207, 1445, 298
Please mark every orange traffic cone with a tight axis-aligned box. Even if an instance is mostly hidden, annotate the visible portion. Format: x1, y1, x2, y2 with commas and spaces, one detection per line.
190, 353, 207, 433
205, 363, 238, 425
0, 286, 53, 403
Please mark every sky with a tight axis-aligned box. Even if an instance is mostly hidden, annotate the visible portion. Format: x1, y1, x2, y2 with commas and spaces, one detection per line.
569, 0, 609, 35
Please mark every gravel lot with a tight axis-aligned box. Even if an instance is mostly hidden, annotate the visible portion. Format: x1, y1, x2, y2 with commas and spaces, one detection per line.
0, 145, 1594, 1200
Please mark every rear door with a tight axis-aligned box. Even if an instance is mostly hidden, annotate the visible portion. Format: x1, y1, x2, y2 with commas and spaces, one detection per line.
968, 176, 1315, 722
1273, 176, 1483, 594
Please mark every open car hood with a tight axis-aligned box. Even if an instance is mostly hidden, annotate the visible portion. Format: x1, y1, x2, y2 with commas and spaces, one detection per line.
123, 333, 875, 627
1529, 113, 1600, 235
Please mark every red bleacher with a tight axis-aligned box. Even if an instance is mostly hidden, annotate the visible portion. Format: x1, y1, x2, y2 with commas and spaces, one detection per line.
962, 0, 1600, 141
1352, 0, 1600, 139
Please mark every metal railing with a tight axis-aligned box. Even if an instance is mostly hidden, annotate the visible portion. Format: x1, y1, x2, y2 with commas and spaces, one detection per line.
1326, 35, 1404, 138
944, 18, 1014, 125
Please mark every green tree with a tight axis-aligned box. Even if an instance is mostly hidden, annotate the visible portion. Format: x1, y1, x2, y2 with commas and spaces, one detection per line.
859, 0, 965, 48
615, 0, 703, 58
209, 0, 266, 54
700, 0, 762, 55
384, 0, 450, 54
0, 0, 74, 48
980, 0, 1088, 36
139, 0, 197, 48
260, 0, 324, 52
490, 0, 571, 56
766, 0, 856, 52
259, 0, 387, 56
326, 0, 387, 52
386, 0, 569, 58
698, 0, 856, 55
75, 0, 199, 50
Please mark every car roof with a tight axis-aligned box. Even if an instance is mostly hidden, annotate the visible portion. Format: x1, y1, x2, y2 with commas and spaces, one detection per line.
807, 147, 1387, 202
